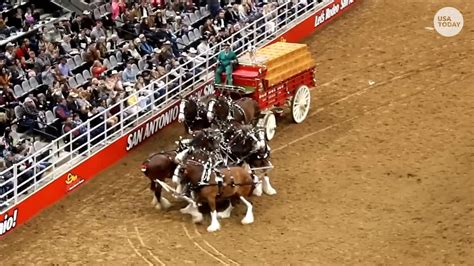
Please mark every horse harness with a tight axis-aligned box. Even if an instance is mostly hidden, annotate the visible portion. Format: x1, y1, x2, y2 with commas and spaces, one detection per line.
230, 101, 247, 123
187, 159, 251, 197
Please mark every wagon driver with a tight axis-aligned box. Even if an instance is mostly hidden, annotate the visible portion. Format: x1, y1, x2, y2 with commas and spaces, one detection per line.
214, 42, 237, 85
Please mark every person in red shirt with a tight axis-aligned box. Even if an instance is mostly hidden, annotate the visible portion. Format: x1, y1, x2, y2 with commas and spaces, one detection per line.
16, 39, 31, 64
91, 60, 108, 78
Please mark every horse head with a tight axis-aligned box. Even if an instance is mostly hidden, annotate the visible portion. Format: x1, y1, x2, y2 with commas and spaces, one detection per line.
207, 96, 231, 123
251, 126, 266, 151
178, 97, 198, 124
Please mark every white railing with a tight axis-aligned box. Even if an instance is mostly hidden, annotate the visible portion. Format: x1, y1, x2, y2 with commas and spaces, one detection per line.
0, 1, 328, 212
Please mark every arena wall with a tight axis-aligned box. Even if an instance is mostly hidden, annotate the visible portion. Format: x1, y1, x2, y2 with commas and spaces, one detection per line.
0, 0, 358, 239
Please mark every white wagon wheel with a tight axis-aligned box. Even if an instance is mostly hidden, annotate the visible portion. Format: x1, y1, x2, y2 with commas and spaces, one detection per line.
263, 112, 276, 141
291, 85, 311, 124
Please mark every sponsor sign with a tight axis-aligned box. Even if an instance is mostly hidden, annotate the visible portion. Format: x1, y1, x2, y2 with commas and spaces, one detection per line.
125, 82, 215, 151
0, 209, 18, 236
65, 173, 85, 192
315, 0, 355, 27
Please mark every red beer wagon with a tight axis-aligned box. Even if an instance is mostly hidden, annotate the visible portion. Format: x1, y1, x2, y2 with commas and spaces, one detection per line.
215, 41, 316, 140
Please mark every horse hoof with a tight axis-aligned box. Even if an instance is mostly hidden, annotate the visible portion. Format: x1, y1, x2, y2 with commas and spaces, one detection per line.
160, 198, 172, 210
207, 224, 221, 232
151, 196, 158, 206
154, 204, 162, 210
263, 187, 277, 196
253, 183, 263, 196
192, 214, 204, 224
180, 204, 193, 214
217, 210, 232, 219
241, 215, 254, 225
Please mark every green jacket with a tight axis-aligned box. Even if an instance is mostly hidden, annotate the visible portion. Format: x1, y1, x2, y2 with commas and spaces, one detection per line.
217, 50, 237, 67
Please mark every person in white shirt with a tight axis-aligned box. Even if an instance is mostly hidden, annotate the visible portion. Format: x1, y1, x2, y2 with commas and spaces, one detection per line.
187, 47, 206, 73
197, 37, 212, 57
5, 43, 16, 61
262, 3, 276, 34
61, 35, 73, 54
106, 34, 120, 51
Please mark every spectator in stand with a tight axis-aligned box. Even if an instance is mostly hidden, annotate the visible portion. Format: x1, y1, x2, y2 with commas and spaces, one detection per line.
38, 48, 53, 67
138, 34, 154, 55
129, 41, 143, 60
92, 60, 108, 78
5, 43, 16, 61
9, 59, 26, 85
24, 7, 36, 26
122, 62, 137, 83
202, 18, 217, 36
124, 86, 140, 117
85, 44, 103, 64
106, 34, 120, 51
197, 37, 211, 56
262, 2, 277, 34
97, 37, 108, 57
186, 47, 206, 76
214, 9, 229, 31
90, 20, 106, 41
105, 70, 124, 92
52, 65, 67, 84
0, 68, 12, 89
61, 35, 74, 55
41, 65, 55, 86
18, 97, 41, 133
58, 57, 73, 77
111, 0, 121, 20
0, 17, 11, 38
26, 50, 45, 74
9, 8, 24, 30
55, 98, 72, 121
226, 4, 240, 24
16, 39, 31, 64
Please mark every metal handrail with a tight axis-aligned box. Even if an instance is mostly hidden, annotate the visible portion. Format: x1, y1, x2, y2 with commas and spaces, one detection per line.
0, 1, 327, 212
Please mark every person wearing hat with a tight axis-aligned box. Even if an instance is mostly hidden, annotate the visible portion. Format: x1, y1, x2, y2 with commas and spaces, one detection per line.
197, 37, 211, 56
5, 43, 16, 61
215, 42, 237, 85
223, 4, 237, 25
187, 47, 205, 79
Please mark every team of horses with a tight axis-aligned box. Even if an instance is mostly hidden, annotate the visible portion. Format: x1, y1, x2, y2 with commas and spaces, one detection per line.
141, 93, 276, 232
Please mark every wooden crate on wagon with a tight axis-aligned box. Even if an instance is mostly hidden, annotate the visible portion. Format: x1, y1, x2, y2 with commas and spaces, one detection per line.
216, 41, 317, 140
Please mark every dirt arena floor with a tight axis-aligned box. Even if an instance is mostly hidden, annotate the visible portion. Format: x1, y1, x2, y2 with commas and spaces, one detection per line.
1, 0, 473, 264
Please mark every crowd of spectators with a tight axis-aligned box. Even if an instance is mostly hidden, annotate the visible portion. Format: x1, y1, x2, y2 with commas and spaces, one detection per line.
0, 0, 312, 207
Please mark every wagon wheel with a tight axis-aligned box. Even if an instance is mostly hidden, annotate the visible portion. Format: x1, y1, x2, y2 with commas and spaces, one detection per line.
263, 113, 277, 141
291, 85, 311, 124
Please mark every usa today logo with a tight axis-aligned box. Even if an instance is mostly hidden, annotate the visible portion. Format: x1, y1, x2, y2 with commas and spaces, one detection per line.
434, 7, 463, 37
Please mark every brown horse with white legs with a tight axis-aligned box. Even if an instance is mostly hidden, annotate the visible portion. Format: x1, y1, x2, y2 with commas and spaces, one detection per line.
141, 129, 223, 211
206, 96, 260, 126
141, 151, 178, 210
176, 151, 256, 232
